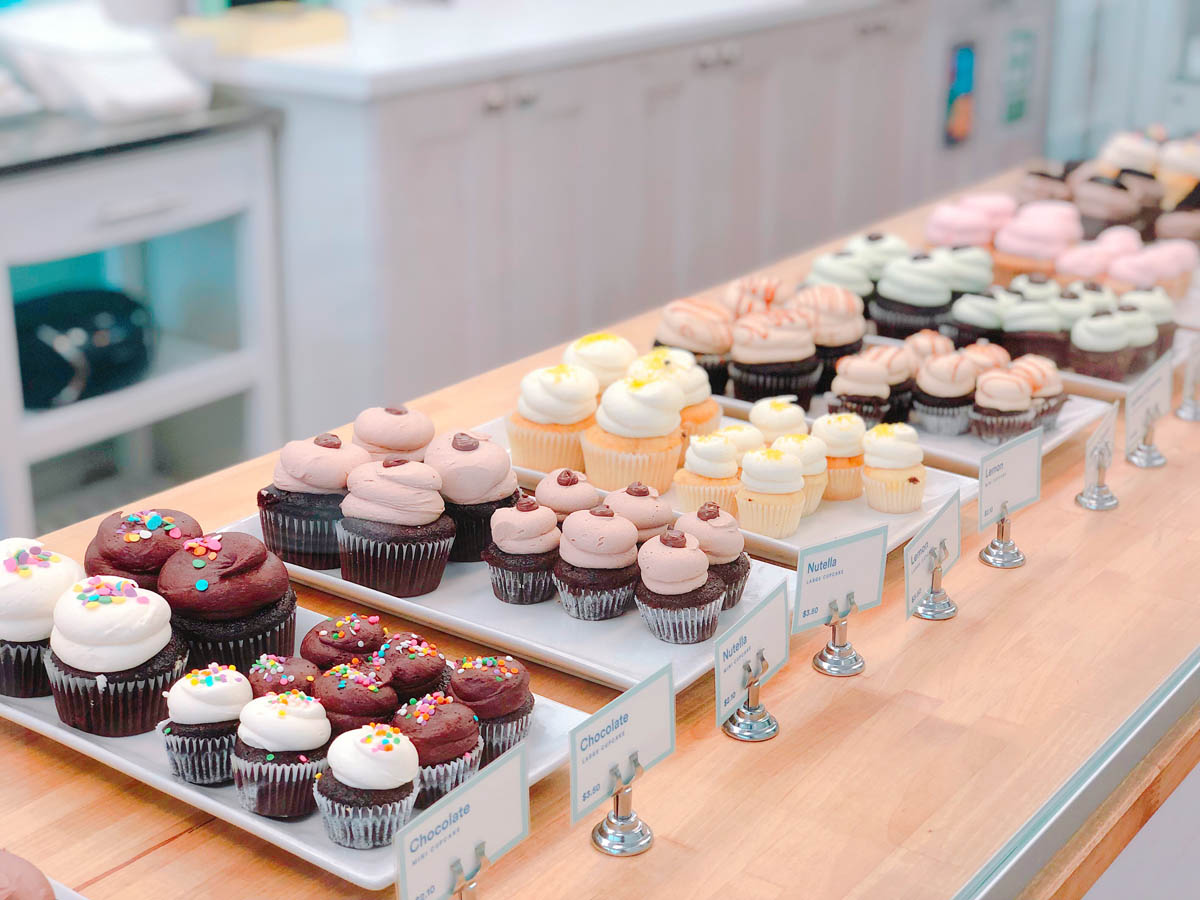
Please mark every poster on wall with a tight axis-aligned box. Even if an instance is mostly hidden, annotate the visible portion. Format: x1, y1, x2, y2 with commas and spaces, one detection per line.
1004, 29, 1036, 124
944, 42, 975, 146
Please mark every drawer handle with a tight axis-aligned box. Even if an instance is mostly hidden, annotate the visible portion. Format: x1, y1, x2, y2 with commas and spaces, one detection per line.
95, 197, 180, 228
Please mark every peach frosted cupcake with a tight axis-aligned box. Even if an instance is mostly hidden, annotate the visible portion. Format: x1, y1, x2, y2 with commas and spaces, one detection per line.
654, 297, 734, 395
904, 328, 956, 363
627, 347, 721, 445
727, 307, 823, 405
910, 352, 977, 436
563, 333, 637, 394
771, 433, 828, 517
580, 377, 684, 493
735, 449, 807, 538
721, 275, 784, 317
961, 339, 1013, 372
828, 355, 891, 427
506, 364, 599, 472
352, 406, 435, 462
810, 413, 866, 501
992, 202, 1083, 285
969, 370, 1035, 444
604, 482, 675, 544
712, 423, 765, 465
748, 395, 807, 444
672, 433, 741, 514
534, 468, 600, 523
788, 283, 866, 393
861, 424, 926, 514
861, 344, 918, 423
1009, 354, 1067, 430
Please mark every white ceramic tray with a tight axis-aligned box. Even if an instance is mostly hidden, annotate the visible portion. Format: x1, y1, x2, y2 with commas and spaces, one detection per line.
0, 607, 586, 891
472, 417, 979, 566
225, 514, 789, 693
52, 882, 85, 900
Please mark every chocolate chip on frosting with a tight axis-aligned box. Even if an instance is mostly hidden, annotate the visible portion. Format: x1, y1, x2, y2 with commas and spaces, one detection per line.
515, 496, 539, 512
1026, 272, 1049, 284
556, 469, 580, 487
589, 505, 614, 517
866, 232, 883, 241
697, 502, 721, 521
626, 482, 651, 497
451, 432, 480, 452
660, 529, 687, 549
384, 406, 409, 415
313, 433, 342, 449
382, 455, 409, 468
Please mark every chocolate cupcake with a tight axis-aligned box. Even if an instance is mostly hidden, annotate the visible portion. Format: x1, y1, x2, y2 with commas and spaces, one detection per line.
0, 539, 84, 698
842, 232, 912, 297
653, 298, 735, 394
450, 654, 534, 759
603, 482, 674, 544
247, 654, 320, 698
314, 724, 420, 849
674, 504, 750, 611
930, 245, 994, 300
300, 612, 390, 669
1001, 293, 1068, 367
313, 663, 400, 735
1068, 312, 1134, 381
727, 308, 823, 405
232, 690, 331, 818
158, 533, 296, 673
910, 353, 977, 436
370, 632, 450, 702
160, 662, 252, 785
791, 284, 867, 394
968, 370, 1036, 444
861, 344, 918, 423
1122, 287, 1177, 358
257, 433, 370, 570
481, 497, 560, 605
392, 692, 483, 807
351, 405, 435, 462
533, 468, 601, 523
634, 530, 724, 644
869, 254, 954, 338
828, 355, 892, 427
1115, 303, 1160, 374
552, 506, 640, 621
84, 509, 202, 592
948, 292, 1008, 347
424, 432, 519, 563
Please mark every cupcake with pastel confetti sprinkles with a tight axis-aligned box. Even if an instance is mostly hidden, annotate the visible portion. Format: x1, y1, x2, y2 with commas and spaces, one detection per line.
247, 653, 320, 698
233, 690, 332, 818
450, 654, 534, 759
160, 662, 252, 785
83, 508, 202, 592
391, 691, 483, 807
312, 663, 400, 735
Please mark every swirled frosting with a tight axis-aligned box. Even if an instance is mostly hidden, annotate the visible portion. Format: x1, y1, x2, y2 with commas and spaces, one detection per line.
770, 434, 828, 474
952, 293, 1005, 329
1108, 251, 1162, 288
863, 423, 923, 469
327, 724, 419, 790
876, 254, 952, 307
713, 424, 765, 463
975, 370, 1032, 412
842, 232, 910, 280
1096, 225, 1143, 256
730, 308, 817, 364
1067, 280, 1118, 312
789, 284, 866, 347
516, 364, 599, 425
563, 333, 638, 389
352, 407, 435, 462
749, 395, 808, 442
0, 539, 84, 642
925, 204, 992, 247
673, 506, 744, 565
831, 356, 890, 399
559, 508, 638, 569
1009, 354, 1063, 399
637, 531, 709, 595
595, 377, 685, 438
655, 298, 734, 355
1015, 170, 1072, 204
1055, 242, 1111, 279
994, 204, 1083, 259
810, 413, 866, 457
1071, 312, 1130, 352
50, 575, 172, 673
166, 663, 252, 724
916, 353, 977, 398
1122, 286, 1174, 324
739, 448, 806, 494
340, 459, 445, 526
722, 276, 783, 317
904, 329, 955, 361
683, 433, 739, 479
806, 252, 873, 298
1050, 290, 1094, 327
627, 347, 711, 407
1115, 305, 1158, 348
158, 532, 288, 622
1003, 300, 1062, 334
490, 500, 560, 554
604, 484, 674, 542
860, 345, 917, 387
273, 434, 371, 494
961, 340, 1011, 370
957, 193, 1017, 231
931, 245, 993, 294
534, 469, 601, 521
424, 432, 518, 505
237, 690, 330, 751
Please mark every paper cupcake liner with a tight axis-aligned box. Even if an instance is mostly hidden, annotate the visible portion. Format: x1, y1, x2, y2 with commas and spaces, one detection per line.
551, 577, 635, 621
862, 470, 926, 514
314, 780, 420, 849
579, 434, 681, 494
671, 478, 740, 515
1034, 393, 1068, 431
506, 420, 587, 472
417, 736, 484, 808
479, 708, 533, 759
636, 595, 723, 644
486, 565, 557, 605
45, 650, 187, 737
727, 362, 823, 406
883, 388, 913, 424
179, 613, 296, 676
1126, 344, 1158, 376
968, 408, 1037, 445
0, 640, 50, 698
823, 464, 863, 501
866, 300, 950, 339
1155, 323, 1178, 361
233, 752, 328, 818
799, 471, 827, 517
910, 399, 972, 435
336, 524, 453, 598
160, 724, 237, 785
259, 507, 340, 570
720, 567, 750, 611
734, 489, 805, 539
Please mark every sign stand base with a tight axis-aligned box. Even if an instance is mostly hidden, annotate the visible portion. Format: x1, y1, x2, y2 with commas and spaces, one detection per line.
812, 595, 865, 677
722, 650, 778, 742
1075, 483, 1118, 511
914, 543, 956, 620
1128, 419, 1166, 468
449, 843, 491, 898
979, 503, 1024, 568
591, 753, 653, 857
1177, 398, 1200, 422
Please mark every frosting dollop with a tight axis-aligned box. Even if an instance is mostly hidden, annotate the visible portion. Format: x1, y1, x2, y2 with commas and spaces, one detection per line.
904, 329, 955, 361
749, 395, 808, 443
273, 435, 370, 494
860, 345, 917, 386
1009, 273, 1062, 303
627, 347, 711, 407
994, 203, 1083, 259
863, 423, 923, 468
1070, 312, 1130, 352
730, 308, 816, 364
975, 370, 1032, 412
673, 506, 744, 565
810, 413, 866, 457
559, 508, 639, 569
805, 252, 873, 298
916, 353, 977, 398
956, 193, 1017, 231
655, 298, 733, 355
327, 724, 419, 790
424, 432, 518, 505
770, 434, 828, 474
534, 468, 601, 521
563, 333, 638, 389
931, 245, 994, 294
1055, 242, 1112, 279
1003, 299, 1063, 334
637, 531, 709, 594
789, 284, 865, 347
340, 459, 446, 526
961, 340, 1011, 370
831, 356, 890, 399
842, 232, 910, 280
925, 204, 992, 247
713, 424, 765, 463
595, 377, 684, 439
352, 407, 435, 462
166, 663, 252, 724
50, 575, 172, 673
739, 448, 806, 494
1115, 305, 1158, 348
516, 364, 599, 425
604, 484, 675, 542
489, 500, 560, 554
683, 433, 739, 479
158, 532, 289, 621
876, 255, 952, 307
952, 292, 1005, 329
1067, 281, 1118, 312
1009, 354, 1063, 399
0, 539, 85, 642
1122, 286, 1174, 324
237, 690, 331, 751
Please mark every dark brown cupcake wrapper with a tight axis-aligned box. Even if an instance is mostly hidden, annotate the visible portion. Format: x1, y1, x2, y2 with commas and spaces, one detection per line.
444, 494, 519, 563
314, 780, 420, 849
160, 724, 237, 785
867, 299, 952, 339
45, 650, 188, 737
233, 752, 329, 818
259, 507, 340, 570
0, 640, 50, 698
826, 394, 891, 428
177, 612, 296, 675
967, 407, 1037, 445
727, 360, 823, 405
335, 523, 453, 598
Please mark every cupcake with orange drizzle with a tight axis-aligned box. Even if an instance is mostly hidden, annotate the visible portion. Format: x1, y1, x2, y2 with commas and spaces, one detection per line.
727, 307, 822, 405
654, 297, 735, 394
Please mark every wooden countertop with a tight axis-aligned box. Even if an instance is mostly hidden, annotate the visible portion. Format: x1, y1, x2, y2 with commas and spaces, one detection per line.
6, 168, 1198, 899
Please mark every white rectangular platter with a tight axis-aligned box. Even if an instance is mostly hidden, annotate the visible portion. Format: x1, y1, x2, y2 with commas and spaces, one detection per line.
0, 607, 586, 891
52, 882, 85, 900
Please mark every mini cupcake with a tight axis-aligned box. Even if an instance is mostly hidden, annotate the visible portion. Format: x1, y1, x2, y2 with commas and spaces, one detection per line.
506, 364, 599, 472
904, 328, 956, 362
352, 405, 435, 462
552, 506, 639, 620
961, 339, 1012, 372
870, 253, 954, 338
635, 530, 724, 644
533, 468, 600, 522
1066, 280, 1118, 312
1114, 304, 1159, 374
969, 370, 1036, 444
1140, 240, 1199, 299
160, 662, 252, 786
861, 424, 926, 514
1122, 286, 1177, 357
735, 449, 806, 538
1074, 176, 1142, 239
313, 663, 400, 735
654, 297, 735, 395
957, 193, 1017, 232
314, 724, 420, 849
1009, 271, 1062, 303
842, 232, 911, 287
604, 482, 675, 544
910, 352, 977, 435
860, 344, 918, 423
828, 355, 891, 427
925, 204, 993, 248
1068, 312, 1134, 381
563, 332, 638, 393
0, 539, 84, 698
992, 202, 1083, 286
672, 433, 741, 514
804, 251, 874, 300
674, 504, 750, 610
770, 434, 828, 516
248, 654, 320, 698
721, 275, 783, 317
1002, 298, 1068, 366
336, 458, 455, 596
931, 245, 994, 299
580, 377, 684, 494
425, 432, 519, 562
1009, 354, 1067, 429
1106, 249, 1168, 295
391, 692, 483, 807
1054, 242, 1113, 287
450, 654, 533, 758
810, 413, 866, 501
301, 612, 391, 670
369, 632, 451, 702
948, 292, 1006, 347
628, 347, 721, 444
748, 395, 807, 444
233, 690, 331, 818
84, 509, 202, 592
1157, 138, 1200, 209
1050, 289, 1095, 331
727, 307, 823, 404
789, 284, 866, 392
257, 434, 370, 570
158, 532, 296, 673
481, 497, 560, 605
45, 575, 187, 737
712, 423, 766, 464
1014, 162, 1074, 204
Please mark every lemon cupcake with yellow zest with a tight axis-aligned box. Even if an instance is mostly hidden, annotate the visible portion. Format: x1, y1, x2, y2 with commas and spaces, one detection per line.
810, 413, 866, 501
563, 332, 638, 395
506, 363, 599, 472
861, 423, 926, 514
672, 433, 741, 514
770, 434, 828, 517
580, 376, 685, 493
627, 347, 721, 445
711, 422, 765, 465
734, 448, 807, 538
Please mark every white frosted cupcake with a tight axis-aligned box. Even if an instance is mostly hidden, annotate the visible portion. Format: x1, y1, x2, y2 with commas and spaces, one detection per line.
580, 377, 685, 493
735, 449, 807, 538
672, 433, 741, 514
160, 662, 253, 786
233, 690, 332, 818
564, 333, 638, 393
1122, 286, 1176, 358
931, 245, 994, 299
810, 413, 866, 501
628, 347, 721, 443
861, 424, 926, 514
870, 254, 954, 338
712, 423, 765, 465
771, 434, 828, 517
1066, 280, 1118, 312
506, 364, 599, 472
748, 395, 807, 444
842, 232, 911, 286
804, 251, 874, 299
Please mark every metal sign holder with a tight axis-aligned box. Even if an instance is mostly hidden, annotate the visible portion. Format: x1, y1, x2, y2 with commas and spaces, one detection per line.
1127, 405, 1166, 468
1075, 440, 1118, 511
979, 501, 1025, 568
449, 842, 492, 899
722, 649, 779, 742
812, 593, 865, 677
1178, 347, 1199, 422
591, 752, 653, 857
913, 539, 957, 621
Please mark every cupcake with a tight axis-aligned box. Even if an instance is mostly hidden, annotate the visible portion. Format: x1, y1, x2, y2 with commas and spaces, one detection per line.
672, 433, 741, 514
1117, 168, 1165, 238
1002, 297, 1068, 366
84, 509, 202, 592
1141, 240, 1199, 299
301, 612, 391, 670
770, 434, 828, 516
450, 654, 533, 758
1122, 286, 1177, 357
969, 370, 1036, 444
789, 284, 866, 393
628, 347, 721, 444
1155, 183, 1200, 245
0, 539, 84, 698
1014, 162, 1074, 204
248, 653, 320, 698
1074, 176, 1142, 239
1096, 224, 1144, 259
1066, 280, 1118, 312
861, 424, 926, 514
1156, 139, 1200, 209
552, 506, 639, 621
604, 482, 674, 544
721, 275, 783, 317
712, 423, 765, 464
1010, 354, 1067, 430
925, 204, 993, 248
870, 253, 954, 338
45, 575, 187, 737
957, 193, 1018, 232
257, 434, 370, 570
735, 449, 806, 538
505, 364, 599, 472
351, 405, 435, 462
481, 497, 560, 605
961, 339, 1012, 372
1068, 312, 1134, 380
1009, 271, 1062, 303
1107, 249, 1170, 295
804, 251, 874, 300
904, 328, 956, 363
563, 332, 638, 393
654, 298, 735, 395
1096, 132, 1159, 179
811, 413, 866, 501
1114, 304, 1159, 374
910, 352, 977, 435
370, 632, 451, 702
160, 662, 252, 786
580, 377, 684, 494
635, 530, 724, 644
391, 692, 483, 807
1050, 289, 1096, 331
313, 663, 400, 735
992, 202, 1083, 286
335, 458, 455, 597
533, 468, 600, 522
948, 292, 1007, 347
1054, 242, 1113, 286
232, 690, 331, 818
314, 724, 420, 849
0, 851, 54, 899
860, 344, 918, 423
425, 432, 519, 562
748, 395, 807, 443
828, 355, 891, 427
842, 232, 911, 287
931, 246, 994, 302
674, 504, 750, 611
727, 307, 823, 405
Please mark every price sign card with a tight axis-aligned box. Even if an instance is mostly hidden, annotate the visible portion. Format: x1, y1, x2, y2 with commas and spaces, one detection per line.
569, 665, 675, 823
713, 582, 789, 727
903, 489, 961, 617
1124, 355, 1173, 457
1085, 401, 1119, 486
792, 525, 888, 634
978, 428, 1043, 529
396, 745, 530, 900
1182, 333, 1200, 400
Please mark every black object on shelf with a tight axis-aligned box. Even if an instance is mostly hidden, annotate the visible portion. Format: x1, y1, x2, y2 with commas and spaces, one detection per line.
15, 288, 154, 409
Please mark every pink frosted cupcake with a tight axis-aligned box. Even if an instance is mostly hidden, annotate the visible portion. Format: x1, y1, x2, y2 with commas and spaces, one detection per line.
1140, 240, 1199, 299
634, 530, 723, 644
604, 482, 675, 544
654, 297, 734, 395
993, 202, 1083, 285
903, 329, 956, 363
1108, 249, 1171, 295
534, 468, 600, 522
674, 503, 750, 611
424, 432, 519, 562
552, 506, 640, 621
1054, 242, 1112, 287
727, 307, 823, 405
481, 497, 561, 605
352, 406, 435, 462
957, 193, 1018, 232
925, 202, 993, 248
1096, 224, 1143, 258
969, 370, 1035, 444
861, 344, 918, 423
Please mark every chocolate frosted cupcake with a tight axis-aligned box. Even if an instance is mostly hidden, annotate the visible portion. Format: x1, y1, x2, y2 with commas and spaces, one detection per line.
248, 654, 320, 698
424, 432, 519, 562
603, 482, 674, 544
828, 355, 891, 427
654, 298, 735, 395
481, 497, 560, 605
351, 405, 435, 462
257, 434, 370, 570
790, 284, 866, 393
45, 575, 188, 737
533, 468, 600, 523
370, 632, 450, 702
861, 344, 918, 423
727, 308, 823, 405
158, 532, 296, 673
160, 662, 252, 785
300, 612, 390, 669
232, 690, 331, 818
635, 530, 724, 644
552, 506, 639, 620
84, 509, 202, 592
1068, 312, 1134, 381
674, 504, 750, 611
313, 663, 400, 735
968, 370, 1036, 444
315, 724, 420, 849
0, 539, 84, 698
869, 254, 953, 338
910, 353, 977, 436
336, 458, 455, 598
450, 654, 534, 759
392, 692, 483, 807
